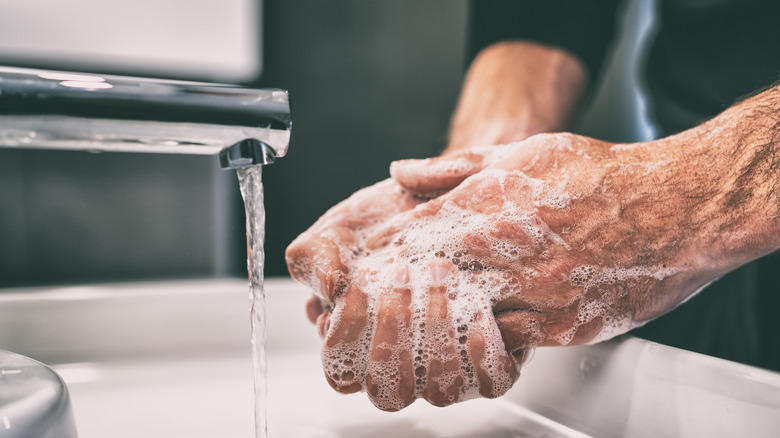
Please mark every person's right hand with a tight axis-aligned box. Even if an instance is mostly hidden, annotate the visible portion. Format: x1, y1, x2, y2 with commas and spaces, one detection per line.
286, 131, 728, 412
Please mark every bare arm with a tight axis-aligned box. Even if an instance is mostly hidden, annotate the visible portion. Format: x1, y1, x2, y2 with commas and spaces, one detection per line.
659, 82, 780, 286
446, 41, 588, 153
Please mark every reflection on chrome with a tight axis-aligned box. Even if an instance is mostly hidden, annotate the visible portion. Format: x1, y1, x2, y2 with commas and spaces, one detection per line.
59, 80, 113, 90
37, 72, 106, 83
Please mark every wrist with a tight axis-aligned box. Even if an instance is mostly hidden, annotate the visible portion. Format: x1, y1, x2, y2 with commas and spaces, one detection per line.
446, 41, 587, 154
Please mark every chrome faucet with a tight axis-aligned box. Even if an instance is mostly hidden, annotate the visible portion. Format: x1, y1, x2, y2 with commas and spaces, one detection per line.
0, 66, 291, 168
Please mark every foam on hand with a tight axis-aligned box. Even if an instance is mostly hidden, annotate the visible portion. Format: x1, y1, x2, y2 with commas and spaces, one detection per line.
300, 148, 681, 410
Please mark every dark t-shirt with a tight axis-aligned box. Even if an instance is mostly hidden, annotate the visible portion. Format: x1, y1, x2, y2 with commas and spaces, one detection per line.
469, 0, 780, 371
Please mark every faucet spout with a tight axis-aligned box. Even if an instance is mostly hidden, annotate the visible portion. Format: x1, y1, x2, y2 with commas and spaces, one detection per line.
220, 139, 276, 169
0, 66, 291, 164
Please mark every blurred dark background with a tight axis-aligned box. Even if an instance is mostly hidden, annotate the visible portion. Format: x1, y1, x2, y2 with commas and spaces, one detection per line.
0, 0, 470, 285
3, 0, 778, 372
0, 0, 654, 286
254, 1, 469, 277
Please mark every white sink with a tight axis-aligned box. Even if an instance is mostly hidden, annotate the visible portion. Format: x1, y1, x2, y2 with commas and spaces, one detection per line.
1, 278, 778, 437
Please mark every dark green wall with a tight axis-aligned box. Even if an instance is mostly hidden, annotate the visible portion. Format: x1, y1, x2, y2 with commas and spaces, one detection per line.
254, 0, 468, 277
0, 1, 468, 285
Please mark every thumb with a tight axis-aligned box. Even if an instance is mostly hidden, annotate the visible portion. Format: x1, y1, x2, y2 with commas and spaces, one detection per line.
390, 147, 496, 196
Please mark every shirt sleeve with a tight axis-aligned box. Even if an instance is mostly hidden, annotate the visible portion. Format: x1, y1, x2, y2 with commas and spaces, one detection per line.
467, 0, 622, 88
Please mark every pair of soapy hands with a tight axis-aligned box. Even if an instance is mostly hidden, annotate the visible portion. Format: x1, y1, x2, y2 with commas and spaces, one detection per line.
286, 131, 711, 411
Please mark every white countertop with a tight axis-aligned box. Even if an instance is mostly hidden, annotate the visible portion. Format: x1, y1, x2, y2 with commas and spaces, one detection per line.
1, 278, 779, 437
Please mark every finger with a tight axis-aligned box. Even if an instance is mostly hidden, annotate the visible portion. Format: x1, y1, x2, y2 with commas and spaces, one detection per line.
361, 197, 446, 253
569, 314, 605, 345
315, 310, 331, 338
495, 300, 584, 350
306, 295, 325, 324
511, 348, 534, 367
421, 262, 465, 407
321, 283, 370, 394
285, 228, 351, 301
494, 310, 546, 353
466, 310, 520, 399
363, 223, 403, 251
390, 149, 490, 196
365, 268, 415, 411
422, 288, 464, 407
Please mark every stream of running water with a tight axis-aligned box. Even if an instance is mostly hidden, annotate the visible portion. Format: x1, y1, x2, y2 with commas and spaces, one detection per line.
237, 165, 267, 438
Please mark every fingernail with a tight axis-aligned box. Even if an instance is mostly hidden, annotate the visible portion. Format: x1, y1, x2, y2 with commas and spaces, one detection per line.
318, 312, 331, 338
395, 265, 410, 284
316, 266, 330, 297
512, 348, 535, 366
430, 261, 451, 284
357, 269, 371, 288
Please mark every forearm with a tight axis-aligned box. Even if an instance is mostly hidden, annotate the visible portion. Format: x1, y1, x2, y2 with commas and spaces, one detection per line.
694, 82, 780, 271
622, 83, 780, 312
446, 41, 588, 154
